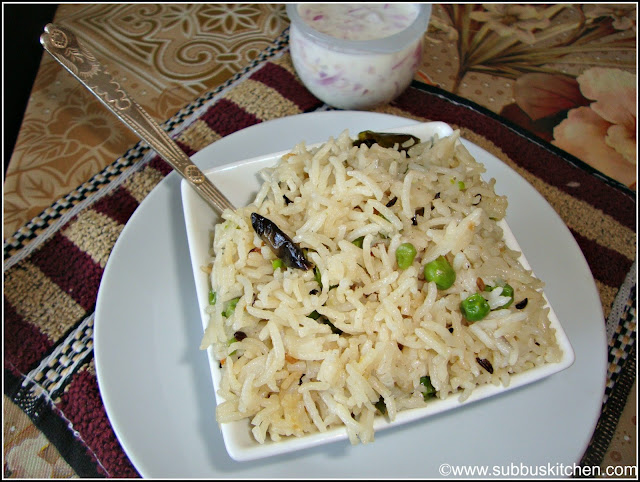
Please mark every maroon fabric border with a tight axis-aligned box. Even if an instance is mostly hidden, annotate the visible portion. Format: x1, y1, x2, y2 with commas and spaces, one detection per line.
29, 233, 103, 312
249, 62, 323, 111
92, 186, 140, 226
56, 369, 139, 477
148, 155, 175, 176
200, 98, 261, 137
570, 228, 634, 289
3, 298, 54, 374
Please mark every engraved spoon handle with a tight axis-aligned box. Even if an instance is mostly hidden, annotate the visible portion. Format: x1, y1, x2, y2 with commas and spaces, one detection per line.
40, 23, 235, 214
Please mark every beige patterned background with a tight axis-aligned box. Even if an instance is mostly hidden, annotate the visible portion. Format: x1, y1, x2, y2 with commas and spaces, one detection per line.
3, 3, 636, 478
4, 3, 290, 236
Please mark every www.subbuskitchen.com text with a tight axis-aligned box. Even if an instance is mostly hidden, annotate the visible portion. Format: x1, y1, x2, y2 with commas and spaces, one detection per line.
438, 462, 637, 478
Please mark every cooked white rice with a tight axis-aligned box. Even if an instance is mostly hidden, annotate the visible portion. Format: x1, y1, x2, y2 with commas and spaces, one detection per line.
201, 129, 562, 445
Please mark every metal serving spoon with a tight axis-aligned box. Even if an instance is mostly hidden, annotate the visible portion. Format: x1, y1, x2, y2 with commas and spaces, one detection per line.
40, 23, 235, 214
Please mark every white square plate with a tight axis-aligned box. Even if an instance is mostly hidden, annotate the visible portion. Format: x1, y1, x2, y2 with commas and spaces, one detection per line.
180, 121, 575, 462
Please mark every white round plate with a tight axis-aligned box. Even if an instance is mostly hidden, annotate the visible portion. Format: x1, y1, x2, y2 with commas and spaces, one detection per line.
95, 111, 605, 478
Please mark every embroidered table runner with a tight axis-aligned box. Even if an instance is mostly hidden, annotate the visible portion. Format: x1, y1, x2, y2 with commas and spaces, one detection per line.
4, 31, 636, 477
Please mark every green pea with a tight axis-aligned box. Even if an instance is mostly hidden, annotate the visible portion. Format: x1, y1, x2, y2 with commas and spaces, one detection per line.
420, 376, 436, 400
485, 282, 515, 309
209, 290, 217, 305
222, 297, 240, 318
352, 236, 365, 248
272, 259, 283, 270
499, 283, 514, 308
423, 256, 456, 290
395, 243, 417, 270
460, 293, 491, 322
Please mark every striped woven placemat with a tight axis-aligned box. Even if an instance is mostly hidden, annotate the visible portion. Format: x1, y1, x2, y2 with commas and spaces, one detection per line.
4, 29, 636, 477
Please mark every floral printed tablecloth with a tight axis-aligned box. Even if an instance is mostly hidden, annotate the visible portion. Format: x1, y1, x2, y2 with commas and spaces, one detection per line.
3, 4, 636, 478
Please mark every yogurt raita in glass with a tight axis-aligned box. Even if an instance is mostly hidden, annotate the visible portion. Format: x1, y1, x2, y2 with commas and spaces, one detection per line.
287, 4, 431, 110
